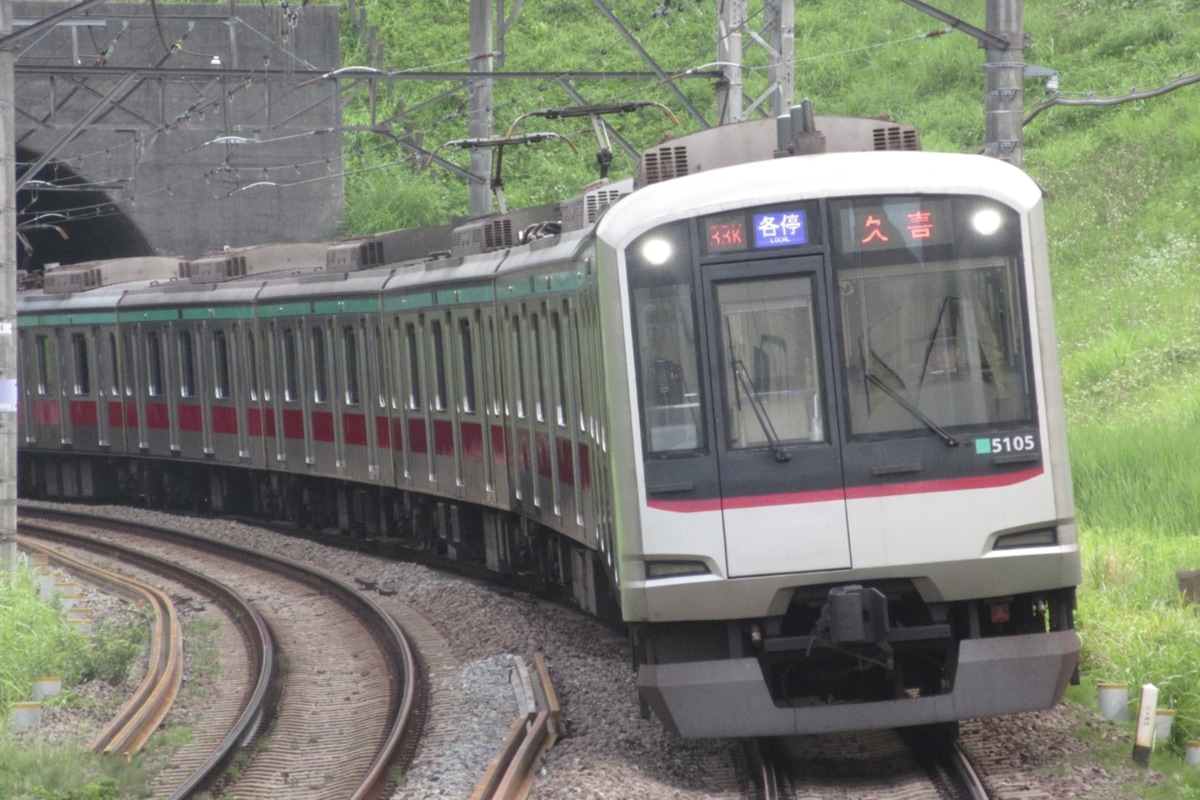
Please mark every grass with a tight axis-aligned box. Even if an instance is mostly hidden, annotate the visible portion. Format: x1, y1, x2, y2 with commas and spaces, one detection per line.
0, 563, 153, 799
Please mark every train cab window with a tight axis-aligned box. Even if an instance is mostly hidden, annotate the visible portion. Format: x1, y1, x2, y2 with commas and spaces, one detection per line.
430, 318, 448, 412
107, 333, 120, 397
282, 328, 299, 402
343, 326, 361, 406
832, 196, 1033, 437
714, 277, 825, 448
311, 325, 329, 404
213, 330, 232, 399
34, 335, 54, 396
71, 333, 90, 396
459, 317, 477, 414
405, 322, 422, 411
179, 331, 196, 398
147, 332, 164, 397
627, 221, 706, 455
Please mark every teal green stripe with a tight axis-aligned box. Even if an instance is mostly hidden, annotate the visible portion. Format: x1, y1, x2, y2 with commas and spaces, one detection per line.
24, 312, 119, 326
118, 308, 181, 322
312, 298, 379, 315
499, 269, 590, 298
384, 291, 436, 312
181, 306, 257, 320
258, 302, 314, 318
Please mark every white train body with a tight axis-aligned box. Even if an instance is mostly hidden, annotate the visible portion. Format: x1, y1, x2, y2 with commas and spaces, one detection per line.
18, 114, 1079, 738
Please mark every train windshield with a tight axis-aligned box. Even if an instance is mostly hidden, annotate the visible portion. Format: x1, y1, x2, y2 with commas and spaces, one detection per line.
831, 195, 1033, 438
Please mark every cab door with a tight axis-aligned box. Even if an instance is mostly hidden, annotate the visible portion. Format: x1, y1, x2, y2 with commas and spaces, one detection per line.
700, 257, 851, 578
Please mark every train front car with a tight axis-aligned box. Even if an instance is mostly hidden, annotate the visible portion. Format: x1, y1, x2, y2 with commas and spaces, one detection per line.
596, 134, 1080, 738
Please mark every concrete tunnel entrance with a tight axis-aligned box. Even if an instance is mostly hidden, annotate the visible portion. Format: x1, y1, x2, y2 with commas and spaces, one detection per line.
16, 146, 154, 274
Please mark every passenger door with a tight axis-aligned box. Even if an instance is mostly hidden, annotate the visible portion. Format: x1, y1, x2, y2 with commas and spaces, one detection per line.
700, 257, 851, 578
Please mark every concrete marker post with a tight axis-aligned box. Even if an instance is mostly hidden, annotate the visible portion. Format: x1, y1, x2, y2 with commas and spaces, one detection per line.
1132, 683, 1158, 766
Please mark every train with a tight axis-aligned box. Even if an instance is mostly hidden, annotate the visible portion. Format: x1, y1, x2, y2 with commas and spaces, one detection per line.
16, 107, 1081, 738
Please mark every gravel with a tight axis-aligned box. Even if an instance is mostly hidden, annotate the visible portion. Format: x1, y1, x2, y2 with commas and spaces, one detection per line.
16, 501, 1163, 799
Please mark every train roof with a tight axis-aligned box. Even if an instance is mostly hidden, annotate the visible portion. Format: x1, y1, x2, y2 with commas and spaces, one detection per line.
599, 150, 1044, 243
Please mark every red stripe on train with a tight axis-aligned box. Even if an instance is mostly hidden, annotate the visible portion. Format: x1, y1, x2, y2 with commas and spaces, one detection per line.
648, 467, 1044, 513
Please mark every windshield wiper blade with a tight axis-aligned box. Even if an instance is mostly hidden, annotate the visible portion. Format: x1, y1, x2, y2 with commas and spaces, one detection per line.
866, 373, 961, 447
731, 359, 792, 462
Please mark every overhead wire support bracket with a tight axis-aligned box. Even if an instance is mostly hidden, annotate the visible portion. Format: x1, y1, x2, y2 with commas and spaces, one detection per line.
430, 132, 579, 214
507, 101, 678, 181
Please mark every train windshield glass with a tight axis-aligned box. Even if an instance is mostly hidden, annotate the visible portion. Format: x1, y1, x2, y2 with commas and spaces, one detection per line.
627, 222, 707, 455
831, 195, 1033, 438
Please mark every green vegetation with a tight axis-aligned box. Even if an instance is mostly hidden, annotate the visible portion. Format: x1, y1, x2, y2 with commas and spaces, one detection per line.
0, 566, 152, 799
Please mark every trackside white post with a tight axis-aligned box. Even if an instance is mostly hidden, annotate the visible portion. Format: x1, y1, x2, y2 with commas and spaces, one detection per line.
1132, 683, 1158, 766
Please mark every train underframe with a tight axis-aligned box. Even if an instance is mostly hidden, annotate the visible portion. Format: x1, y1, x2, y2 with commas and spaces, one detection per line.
632, 579, 1079, 737
18, 452, 616, 618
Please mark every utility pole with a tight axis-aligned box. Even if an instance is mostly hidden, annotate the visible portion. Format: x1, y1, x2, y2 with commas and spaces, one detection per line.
984, 0, 1024, 166
1, 1, 16, 576
468, 0, 495, 216
717, 0, 794, 124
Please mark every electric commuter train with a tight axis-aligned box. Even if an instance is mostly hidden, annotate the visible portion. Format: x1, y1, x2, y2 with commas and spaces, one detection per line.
17, 110, 1079, 738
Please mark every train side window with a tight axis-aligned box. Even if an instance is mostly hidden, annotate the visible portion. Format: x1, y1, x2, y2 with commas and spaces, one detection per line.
107, 332, 121, 397
213, 330, 231, 399
178, 331, 196, 398
311, 325, 328, 404
551, 310, 568, 427
405, 322, 422, 411
459, 317, 477, 414
71, 333, 90, 396
343, 325, 361, 406
571, 306, 588, 433
35, 335, 53, 395
147, 332, 164, 397
282, 328, 299, 402
484, 316, 499, 416
430, 318, 447, 412
247, 328, 263, 402
124, 331, 137, 397
374, 326, 387, 409
530, 312, 546, 422
511, 315, 526, 419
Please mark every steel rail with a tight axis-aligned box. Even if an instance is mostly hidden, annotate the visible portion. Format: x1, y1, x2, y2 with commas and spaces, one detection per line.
17, 520, 276, 799
17, 533, 183, 758
20, 505, 416, 800
471, 652, 562, 800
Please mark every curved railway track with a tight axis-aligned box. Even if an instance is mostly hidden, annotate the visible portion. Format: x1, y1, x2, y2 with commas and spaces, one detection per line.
19, 507, 420, 800
18, 522, 274, 798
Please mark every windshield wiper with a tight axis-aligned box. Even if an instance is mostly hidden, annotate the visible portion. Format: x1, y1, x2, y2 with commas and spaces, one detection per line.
730, 356, 792, 462
865, 373, 961, 447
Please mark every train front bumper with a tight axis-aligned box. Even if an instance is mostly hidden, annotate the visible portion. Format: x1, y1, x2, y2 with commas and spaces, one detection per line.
637, 629, 1079, 738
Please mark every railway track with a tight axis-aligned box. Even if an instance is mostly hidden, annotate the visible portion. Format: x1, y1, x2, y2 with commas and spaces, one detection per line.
19, 507, 420, 800
748, 725, 991, 800
471, 652, 562, 800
